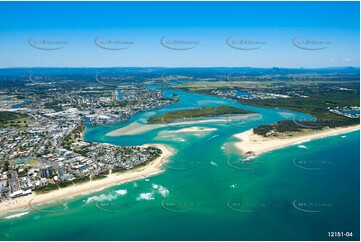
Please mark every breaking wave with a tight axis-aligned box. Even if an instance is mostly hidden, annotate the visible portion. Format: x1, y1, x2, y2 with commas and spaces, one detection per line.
152, 184, 169, 197
137, 192, 155, 201
4, 212, 30, 219
115, 189, 128, 196
85, 193, 118, 204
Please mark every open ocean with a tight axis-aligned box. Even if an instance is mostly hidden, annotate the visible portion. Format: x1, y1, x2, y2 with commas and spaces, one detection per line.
0, 89, 359, 241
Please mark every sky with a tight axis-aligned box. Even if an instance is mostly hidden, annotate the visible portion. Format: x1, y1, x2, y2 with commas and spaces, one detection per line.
0, 1, 359, 68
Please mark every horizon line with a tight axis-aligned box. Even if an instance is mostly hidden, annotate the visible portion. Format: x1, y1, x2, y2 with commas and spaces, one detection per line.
0, 66, 359, 69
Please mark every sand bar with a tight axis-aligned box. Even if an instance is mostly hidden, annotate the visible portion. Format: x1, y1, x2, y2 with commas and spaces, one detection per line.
107, 114, 260, 136
164, 126, 217, 133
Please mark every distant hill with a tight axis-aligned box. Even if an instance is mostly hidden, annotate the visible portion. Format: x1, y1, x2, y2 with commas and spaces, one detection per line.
0, 67, 359, 85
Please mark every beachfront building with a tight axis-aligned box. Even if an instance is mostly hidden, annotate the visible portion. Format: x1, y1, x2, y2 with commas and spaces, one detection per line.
40, 165, 54, 178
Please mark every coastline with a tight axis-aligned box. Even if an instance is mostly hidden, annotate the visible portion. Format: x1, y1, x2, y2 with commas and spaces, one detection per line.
0, 144, 174, 215
233, 124, 360, 156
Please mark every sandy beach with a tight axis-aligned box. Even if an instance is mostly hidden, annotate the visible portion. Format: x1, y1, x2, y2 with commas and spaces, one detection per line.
0, 144, 174, 215
234, 125, 360, 156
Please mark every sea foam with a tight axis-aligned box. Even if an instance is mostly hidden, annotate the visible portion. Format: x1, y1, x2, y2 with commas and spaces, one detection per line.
152, 184, 169, 197
158, 186, 169, 197
206, 135, 219, 142
115, 189, 128, 196
4, 212, 29, 219
137, 192, 155, 201
86, 193, 118, 204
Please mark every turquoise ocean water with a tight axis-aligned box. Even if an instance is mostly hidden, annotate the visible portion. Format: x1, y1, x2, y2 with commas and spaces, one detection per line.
0, 89, 359, 241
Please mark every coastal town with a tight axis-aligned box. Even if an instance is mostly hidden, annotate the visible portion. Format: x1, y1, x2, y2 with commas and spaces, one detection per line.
0, 83, 176, 202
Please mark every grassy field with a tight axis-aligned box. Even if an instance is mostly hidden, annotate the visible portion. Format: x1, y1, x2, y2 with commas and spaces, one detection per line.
0, 111, 32, 130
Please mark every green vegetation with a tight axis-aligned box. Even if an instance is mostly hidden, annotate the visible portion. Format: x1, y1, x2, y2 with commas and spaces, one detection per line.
32, 183, 59, 194
172, 78, 359, 92
91, 174, 108, 181
99, 101, 127, 108
253, 121, 312, 136
173, 81, 278, 91
44, 101, 63, 112
0, 111, 31, 130
33, 176, 92, 194
148, 106, 255, 124
243, 90, 360, 136
62, 124, 85, 148
24, 159, 40, 166
180, 80, 359, 136
3, 161, 10, 172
